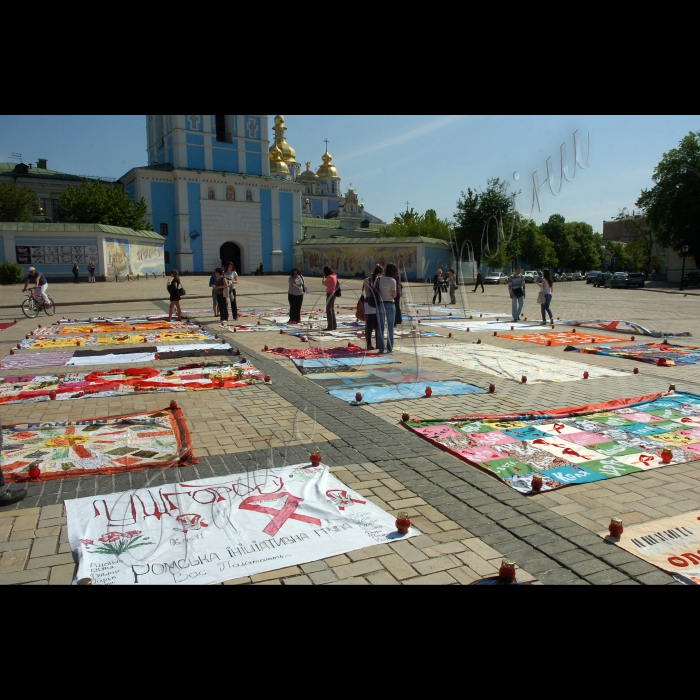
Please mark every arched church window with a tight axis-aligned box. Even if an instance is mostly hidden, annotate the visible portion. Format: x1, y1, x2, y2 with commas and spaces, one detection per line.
226, 186, 235, 201
246, 189, 253, 202
208, 187, 215, 200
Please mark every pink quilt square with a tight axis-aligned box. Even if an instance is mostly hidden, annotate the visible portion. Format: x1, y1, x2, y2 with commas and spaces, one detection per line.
415, 425, 462, 440
683, 443, 700, 454
559, 431, 611, 446
678, 428, 700, 440
468, 430, 520, 446
624, 412, 664, 424
458, 446, 507, 462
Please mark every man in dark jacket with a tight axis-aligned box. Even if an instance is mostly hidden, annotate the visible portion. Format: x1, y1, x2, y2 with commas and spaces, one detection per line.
473, 270, 485, 293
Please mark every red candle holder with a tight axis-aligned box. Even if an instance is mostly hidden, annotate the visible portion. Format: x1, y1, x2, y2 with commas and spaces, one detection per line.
240, 357, 246, 363
661, 449, 673, 463
609, 518, 623, 538
264, 345, 268, 351
28, 465, 41, 480
476, 338, 481, 344
264, 375, 271, 383
546, 340, 552, 346
215, 334, 219, 339
401, 412, 410, 422
493, 331, 498, 336
233, 327, 237, 332
425, 386, 433, 397
9, 349, 14, 355
521, 376, 527, 383
669, 384, 676, 392
488, 384, 495, 393
355, 392, 363, 403
531, 473, 543, 491
16, 344, 20, 349
480, 314, 482, 317
395, 511, 411, 535
310, 451, 321, 467
448, 333, 452, 338
170, 400, 178, 409
280, 329, 284, 334
49, 391, 56, 400
466, 327, 470, 332
179, 450, 190, 463
236, 348, 241, 355
583, 371, 589, 379
496, 318, 499, 321
631, 336, 635, 341
633, 367, 639, 374
498, 559, 516, 583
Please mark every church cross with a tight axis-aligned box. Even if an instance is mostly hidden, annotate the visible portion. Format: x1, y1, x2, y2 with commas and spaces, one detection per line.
324, 138, 329, 151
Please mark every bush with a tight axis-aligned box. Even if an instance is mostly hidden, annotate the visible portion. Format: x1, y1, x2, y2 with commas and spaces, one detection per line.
0, 261, 25, 285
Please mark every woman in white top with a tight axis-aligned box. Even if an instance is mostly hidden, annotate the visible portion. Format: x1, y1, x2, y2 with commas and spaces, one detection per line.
537, 269, 554, 324
373, 265, 397, 353
223, 261, 239, 320
363, 266, 382, 350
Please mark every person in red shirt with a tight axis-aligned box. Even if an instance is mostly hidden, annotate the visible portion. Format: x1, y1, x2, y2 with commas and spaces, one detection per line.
321, 266, 338, 331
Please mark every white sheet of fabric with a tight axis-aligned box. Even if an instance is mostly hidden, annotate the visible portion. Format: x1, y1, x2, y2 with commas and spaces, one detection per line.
66, 344, 232, 366
422, 321, 548, 332
66, 463, 419, 585
395, 343, 629, 382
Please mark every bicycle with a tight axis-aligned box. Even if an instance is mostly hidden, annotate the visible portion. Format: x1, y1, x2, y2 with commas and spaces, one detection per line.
22, 289, 56, 318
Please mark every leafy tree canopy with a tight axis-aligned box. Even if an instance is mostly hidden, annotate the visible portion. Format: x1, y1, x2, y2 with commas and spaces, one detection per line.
379, 207, 453, 242
58, 179, 152, 230
637, 131, 700, 265
540, 214, 602, 271
0, 183, 37, 222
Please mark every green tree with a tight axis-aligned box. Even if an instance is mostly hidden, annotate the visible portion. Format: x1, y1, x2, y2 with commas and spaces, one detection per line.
379, 207, 453, 242
604, 241, 630, 272
516, 218, 558, 268
0, 182, 37, 222
453, 178, 515, 266
540, 214, 602, 271
58, 179, 151, 230
637, 131, 700, 265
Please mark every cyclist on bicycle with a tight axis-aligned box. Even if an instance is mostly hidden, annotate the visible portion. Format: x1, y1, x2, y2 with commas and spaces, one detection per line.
22, 266, 51, 306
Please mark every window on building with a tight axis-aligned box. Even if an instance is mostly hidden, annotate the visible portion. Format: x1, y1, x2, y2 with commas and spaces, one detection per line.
215, 115, 232, 143
164, 251, 170, 264
160, 223, 169, 236
226, 186, 236, 201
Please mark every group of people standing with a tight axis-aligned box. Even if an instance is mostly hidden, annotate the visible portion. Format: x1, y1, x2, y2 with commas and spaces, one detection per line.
508, 265, 555, 324
432, 268, 458, 305
71, 261, 97, 283
210, 262, 239, 326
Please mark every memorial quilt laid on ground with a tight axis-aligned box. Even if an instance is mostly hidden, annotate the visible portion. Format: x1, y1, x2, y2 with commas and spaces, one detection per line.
403, 391, 700, 494
329, 380, 485, 404
0, 404, 196, 482
499, 331, 628, 346
421, 320, 549, 332
31, 320, 199, 336
554, 319, 691, 338
396, 344, 629, 382
0, 361, 265, 405
602, 510, 700, 584
564, 342, 700, 366
21, 329, 214, 348
65, 463, 420, 585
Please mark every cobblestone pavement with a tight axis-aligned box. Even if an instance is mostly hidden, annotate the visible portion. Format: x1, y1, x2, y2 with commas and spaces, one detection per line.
2, 275, 699, 585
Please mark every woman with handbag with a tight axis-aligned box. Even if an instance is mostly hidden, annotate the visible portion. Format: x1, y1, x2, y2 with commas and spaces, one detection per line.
362, 266, 382, 350
167, 269, 183, 321
321, 266, 338, 331
537, 269, 555, 325
223, 261, 238, 320
288, 268, 305, 323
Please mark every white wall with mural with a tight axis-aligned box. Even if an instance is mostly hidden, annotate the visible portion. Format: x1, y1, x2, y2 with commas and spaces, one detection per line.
298, 245, 419, 279
104, 237, 164, 278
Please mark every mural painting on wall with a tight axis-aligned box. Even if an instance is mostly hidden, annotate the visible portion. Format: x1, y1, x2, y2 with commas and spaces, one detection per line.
105, 238, 164, 278
302, 247, 418, 278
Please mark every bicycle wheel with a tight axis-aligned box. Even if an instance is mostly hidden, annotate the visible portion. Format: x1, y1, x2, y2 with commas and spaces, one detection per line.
22, 298, 39, 318
44, 296, 56, 316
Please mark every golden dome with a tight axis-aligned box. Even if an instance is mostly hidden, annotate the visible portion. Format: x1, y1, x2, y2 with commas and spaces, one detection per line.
316, 150, 339, 179
269, 144, 289, 175
270, 115, 296, 162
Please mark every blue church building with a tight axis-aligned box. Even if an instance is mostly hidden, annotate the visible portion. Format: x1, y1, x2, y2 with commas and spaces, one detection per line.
118, 115, 303, 274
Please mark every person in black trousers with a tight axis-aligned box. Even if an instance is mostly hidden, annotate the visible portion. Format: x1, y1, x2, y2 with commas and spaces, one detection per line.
432, 268, 443, 304
473, 270, 485, 293
72, 262, 80, 283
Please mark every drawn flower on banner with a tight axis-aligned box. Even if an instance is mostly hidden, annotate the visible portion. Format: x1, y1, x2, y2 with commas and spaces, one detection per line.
84, 530, 152, 556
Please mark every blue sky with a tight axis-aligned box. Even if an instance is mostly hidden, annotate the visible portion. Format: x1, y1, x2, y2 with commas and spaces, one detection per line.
2, 115, 699, 233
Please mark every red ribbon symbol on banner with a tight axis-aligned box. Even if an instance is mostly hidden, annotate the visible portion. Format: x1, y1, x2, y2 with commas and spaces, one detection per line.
637, 454, 655, 465
533, 438, 551, 446
326, 489, 367, 510
239, 492, 322, 536
552, 423, 566, 434
562, 447, 590, 460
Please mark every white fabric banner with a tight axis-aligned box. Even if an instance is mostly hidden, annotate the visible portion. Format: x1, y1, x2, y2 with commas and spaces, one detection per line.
66, 463, 419, 585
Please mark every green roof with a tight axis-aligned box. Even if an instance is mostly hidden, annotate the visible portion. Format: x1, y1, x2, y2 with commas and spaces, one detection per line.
0, 222, 164, 240
296, 235, 449, 246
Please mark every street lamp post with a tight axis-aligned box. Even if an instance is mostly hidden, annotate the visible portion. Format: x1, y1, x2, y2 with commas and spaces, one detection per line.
681, 244, 689, 291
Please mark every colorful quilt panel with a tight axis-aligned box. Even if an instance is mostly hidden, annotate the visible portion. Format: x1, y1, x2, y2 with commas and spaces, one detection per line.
564, 342, 700, 366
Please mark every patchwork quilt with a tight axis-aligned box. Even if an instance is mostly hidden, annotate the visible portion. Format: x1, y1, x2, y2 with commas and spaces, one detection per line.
499, 331, 628, 346
1, 405, 196, 482
555, 319, 691, 338
404, 392, 700, 493
564, 342, 700, 367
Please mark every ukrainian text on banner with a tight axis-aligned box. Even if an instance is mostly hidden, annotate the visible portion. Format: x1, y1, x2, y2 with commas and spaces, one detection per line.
66, 464, 419, 585
605, 510, 700, 583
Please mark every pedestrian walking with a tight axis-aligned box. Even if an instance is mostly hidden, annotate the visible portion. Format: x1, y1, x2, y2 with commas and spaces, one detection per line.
212, 267, 229, 326
385, 262, 402, 325
223, 261, 238, 320
288, 268, 305, 323
362, 267, 381, 350
72, 262, 80, 283
167, 269, 183, 320
432, 268, 443, 304
473, 270, 485, 293
537, 269, 555, 324
447, 268, 457, 304
88, 260, 96, 283
321, 266, 338, 331
209, 271, 219, 315
508, 265, 526, 321
374, 265, 397, 353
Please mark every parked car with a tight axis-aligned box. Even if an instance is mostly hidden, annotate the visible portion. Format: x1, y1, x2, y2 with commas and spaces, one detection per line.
523, 272, 535, 283
594, 272, 612, 287
627, 272, 645, 288
572, 272, 583, 281
552, 272, 562, 282
586, 271, 602, 284
605, 272, 629, 289
682, 269, 700, 288
565, 272, 574, 282
485, 272, 508, 284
